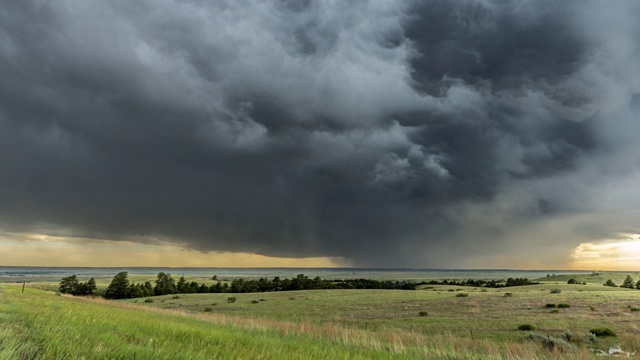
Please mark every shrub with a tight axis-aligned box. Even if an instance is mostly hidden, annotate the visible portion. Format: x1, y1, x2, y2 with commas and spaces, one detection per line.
144, 298, 154, 303
259, 298, 267, 302
447, 289, 455, 292
567, 278, 577, 284
555, 329, 572, 342
518, 324, 535, 331
227, 296, 237, 303
289, 297, 295, 300
630, 307, 640, 312
455, 293, 469, 297
557, 303, 571, 308
171, 295, 180, 299
251, 300, 259, 304
545, 303, 557, 308
203, 307, 213, 312
550, 309, 560, 314
504, 293, 513, 297
481, 289, 488, 292
525, 333, 576, 353
550, 288, 562, 294
604, 279, 617, 287
418, 311, 428, 316
590, 328, 616, 337
585, 332, 597, 343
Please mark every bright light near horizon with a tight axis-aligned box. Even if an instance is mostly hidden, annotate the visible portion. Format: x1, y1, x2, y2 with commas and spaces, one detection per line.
570, 234, 640, 271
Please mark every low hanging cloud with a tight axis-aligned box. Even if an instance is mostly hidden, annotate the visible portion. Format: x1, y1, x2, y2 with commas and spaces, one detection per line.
1, 0, 639, 267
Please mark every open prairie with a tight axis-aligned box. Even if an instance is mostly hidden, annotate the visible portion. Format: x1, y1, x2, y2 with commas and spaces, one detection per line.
2, 272, 640, 359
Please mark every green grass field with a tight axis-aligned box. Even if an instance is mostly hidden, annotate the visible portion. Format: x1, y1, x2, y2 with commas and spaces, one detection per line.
2, 275, 640, 359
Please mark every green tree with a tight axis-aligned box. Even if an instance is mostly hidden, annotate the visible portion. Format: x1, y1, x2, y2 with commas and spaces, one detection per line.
143, 281, 154, 296
636, 279, 640, 290
105, 272, 130, 299
154, 272, 176, 295
621, 275, 635, 289
176, 276, 188, 293
87, 277, 97, 294
604, 279, 617, 287
59, 275, 79, 294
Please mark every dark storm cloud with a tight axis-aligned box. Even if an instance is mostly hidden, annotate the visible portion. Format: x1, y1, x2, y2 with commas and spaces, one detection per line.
1, 0, 639, 267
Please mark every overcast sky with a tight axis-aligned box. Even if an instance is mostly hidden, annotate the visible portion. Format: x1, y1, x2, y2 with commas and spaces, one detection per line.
1, 0, 640, 268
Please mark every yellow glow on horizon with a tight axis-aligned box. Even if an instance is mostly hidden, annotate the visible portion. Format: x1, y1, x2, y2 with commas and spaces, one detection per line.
0, 233, 343, 268
569, 234, 640, 271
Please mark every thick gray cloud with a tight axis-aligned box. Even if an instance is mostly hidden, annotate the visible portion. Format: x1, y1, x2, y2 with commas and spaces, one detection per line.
1, 0, 639, 267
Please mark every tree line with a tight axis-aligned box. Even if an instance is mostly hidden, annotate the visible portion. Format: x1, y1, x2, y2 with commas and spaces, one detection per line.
61, 273, 542, 299
60, 272, 418, 299
423, 277, 539, 288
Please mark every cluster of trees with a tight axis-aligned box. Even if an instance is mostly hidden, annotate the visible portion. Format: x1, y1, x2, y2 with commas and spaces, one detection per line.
566, 278, 587, 285
69, 272, 418, 299
423, 277, 539, 288
605, 275, 640, 289
104, 272, 178, 299
222, 275, 416, 293
61, 273, 542, 300
59, 275, 97, 296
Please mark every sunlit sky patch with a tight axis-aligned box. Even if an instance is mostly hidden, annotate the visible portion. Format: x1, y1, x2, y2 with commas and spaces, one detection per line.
569, 234, 640, 270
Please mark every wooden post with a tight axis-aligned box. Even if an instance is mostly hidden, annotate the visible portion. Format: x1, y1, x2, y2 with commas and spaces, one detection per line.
22, 280, 26, 293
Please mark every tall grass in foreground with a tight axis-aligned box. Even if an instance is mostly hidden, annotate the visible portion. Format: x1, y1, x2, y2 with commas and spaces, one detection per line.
1, 285, 597, 359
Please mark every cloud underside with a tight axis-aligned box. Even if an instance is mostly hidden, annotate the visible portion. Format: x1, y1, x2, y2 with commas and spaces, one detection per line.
1, 0, 639, 267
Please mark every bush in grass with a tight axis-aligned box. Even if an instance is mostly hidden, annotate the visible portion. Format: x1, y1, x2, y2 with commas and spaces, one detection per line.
554, 329, 572, 342
630, 307, 640, 312
557, 303, 571, 308
550, 309, 560, 314
545, 303, 557, 308
171, 295, 180, 299
589, 305, 596, 311
455, 293, 468, 297
259, 298, 267, 302
144, 298, 154, 303
251, 300, 259, 304
227, 296, 236, 303
604, 279, 617, 287
203, 307, 213, 312
518, 324, 535, 331
621, 275, 635, 289
504, 292, 513, 297
418, 311, 428, 316
585, 332, 597, 343
567, 278, 578, 284
525, 333, 576, 353
481, 289, 488, 292
589, 328, 616, 337
447, 289, 455, 292
550, 288, 562, 294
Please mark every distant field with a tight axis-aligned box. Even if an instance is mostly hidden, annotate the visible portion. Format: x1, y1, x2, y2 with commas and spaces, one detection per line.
3, 273, 640, 359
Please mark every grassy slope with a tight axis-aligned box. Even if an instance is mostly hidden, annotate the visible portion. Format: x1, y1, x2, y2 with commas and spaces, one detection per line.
3, 277, 640, 359
0, 285, 411, 360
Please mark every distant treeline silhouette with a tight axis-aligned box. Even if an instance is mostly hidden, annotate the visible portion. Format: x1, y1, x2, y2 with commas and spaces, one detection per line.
59, 272, 539, 300
423, 277, 539, 288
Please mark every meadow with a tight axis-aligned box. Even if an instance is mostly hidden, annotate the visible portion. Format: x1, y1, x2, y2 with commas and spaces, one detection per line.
1, 271, 640, 359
